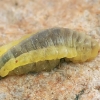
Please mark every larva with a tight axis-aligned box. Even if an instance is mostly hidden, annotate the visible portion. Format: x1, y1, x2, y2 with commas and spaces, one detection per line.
0, 27, 99, 77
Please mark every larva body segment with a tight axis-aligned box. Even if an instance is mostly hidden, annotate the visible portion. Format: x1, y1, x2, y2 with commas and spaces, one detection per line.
9, 59, 60, 75
0, 27, 99, 77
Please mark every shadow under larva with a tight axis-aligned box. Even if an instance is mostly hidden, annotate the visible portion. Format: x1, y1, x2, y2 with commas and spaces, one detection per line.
0, 27, 99, 77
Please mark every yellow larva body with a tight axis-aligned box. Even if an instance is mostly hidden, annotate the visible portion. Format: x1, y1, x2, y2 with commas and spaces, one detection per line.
0, 27, 99, 77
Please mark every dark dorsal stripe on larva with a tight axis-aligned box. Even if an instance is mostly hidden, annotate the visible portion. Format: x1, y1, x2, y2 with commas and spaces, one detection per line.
0, 28, 61, 68
0, 27, 99, 77
0, 28, 72, 65
0, 28, 94, 67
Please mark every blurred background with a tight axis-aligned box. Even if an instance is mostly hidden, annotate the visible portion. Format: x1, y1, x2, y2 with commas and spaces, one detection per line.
0, 0, 100, 100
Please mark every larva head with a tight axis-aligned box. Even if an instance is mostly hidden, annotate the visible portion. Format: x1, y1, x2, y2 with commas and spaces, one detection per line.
79, 36, 99, 62
89, 39, 99, 61
69, 34, 99, 63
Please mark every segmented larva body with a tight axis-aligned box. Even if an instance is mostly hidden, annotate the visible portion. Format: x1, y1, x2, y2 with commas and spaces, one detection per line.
0, 27, 99, 77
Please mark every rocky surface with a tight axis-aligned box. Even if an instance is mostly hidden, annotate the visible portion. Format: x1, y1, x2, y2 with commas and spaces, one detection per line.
0, 0, 100, 100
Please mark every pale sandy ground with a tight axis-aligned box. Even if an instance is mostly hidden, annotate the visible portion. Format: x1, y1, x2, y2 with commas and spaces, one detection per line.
0, 0, 100, 100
